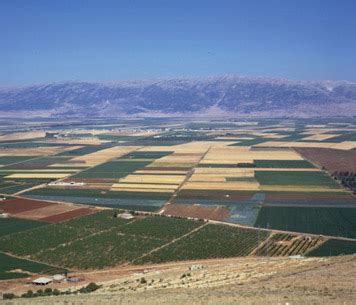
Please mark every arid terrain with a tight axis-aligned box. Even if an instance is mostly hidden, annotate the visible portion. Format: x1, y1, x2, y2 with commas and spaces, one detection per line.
1, 255, 355, 304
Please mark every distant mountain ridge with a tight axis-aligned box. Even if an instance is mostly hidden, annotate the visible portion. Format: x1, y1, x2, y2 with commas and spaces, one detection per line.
0, 76, 355, 118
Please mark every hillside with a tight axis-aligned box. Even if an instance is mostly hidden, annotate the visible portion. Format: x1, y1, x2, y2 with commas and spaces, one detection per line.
1, 76, 356, 118
3, 255, 355, 304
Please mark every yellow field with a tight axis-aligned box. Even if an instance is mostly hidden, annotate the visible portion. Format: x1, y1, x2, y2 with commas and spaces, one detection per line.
111, 183, 177, 190
135, 170, 188, 175
70, 146, 141, 166
110, 187, 175, 193
5, 173, 69, 179
118, 174, 186, 184
194, 168, 255, 175
182, 181, 260, 191
189, 174, 254, 182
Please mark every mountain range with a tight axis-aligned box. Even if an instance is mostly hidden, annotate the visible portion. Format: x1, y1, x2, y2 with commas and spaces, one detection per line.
0, 76, 355, 118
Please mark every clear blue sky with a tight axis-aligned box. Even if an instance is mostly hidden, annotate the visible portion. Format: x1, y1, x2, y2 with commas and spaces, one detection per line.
1, 0, 356, 85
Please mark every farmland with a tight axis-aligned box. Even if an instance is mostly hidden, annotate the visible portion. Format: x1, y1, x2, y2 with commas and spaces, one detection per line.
0, 117, 356, 285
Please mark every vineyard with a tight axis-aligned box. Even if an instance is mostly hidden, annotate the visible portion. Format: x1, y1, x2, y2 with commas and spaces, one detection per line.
136, 224, 270, 264
254, 233, 324, 256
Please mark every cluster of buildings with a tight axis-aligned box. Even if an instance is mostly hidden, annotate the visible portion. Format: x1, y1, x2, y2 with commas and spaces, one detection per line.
32, 275, 82, 286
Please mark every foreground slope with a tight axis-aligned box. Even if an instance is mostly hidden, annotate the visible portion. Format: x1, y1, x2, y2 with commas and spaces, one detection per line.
3, 255, 355, 305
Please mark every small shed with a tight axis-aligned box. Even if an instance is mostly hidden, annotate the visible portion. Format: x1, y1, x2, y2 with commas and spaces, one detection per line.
0, 213, 9, 218
32, 277, 53, 285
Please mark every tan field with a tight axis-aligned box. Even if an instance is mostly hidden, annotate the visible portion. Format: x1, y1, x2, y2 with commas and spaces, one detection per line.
0, 131, 45, 141
302, 134, 339, 141
203, 147, 303, 161
0, 145, 81, 156
255, 140, 356, 150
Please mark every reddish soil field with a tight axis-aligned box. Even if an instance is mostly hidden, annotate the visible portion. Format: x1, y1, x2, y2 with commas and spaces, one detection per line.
177, 190, 255, 201
0, 198, 55, 214
162, 203, 229, 221
41, 207, 97, 223
296, 148, 356, 172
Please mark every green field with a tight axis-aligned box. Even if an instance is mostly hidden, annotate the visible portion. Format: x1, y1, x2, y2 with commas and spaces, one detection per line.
0, 218, 48, 237
73, 160, 151, 178
255, 171, 339, 187
0, 252, 65, 280
254, 160, 315, 168
306, 239, 356, 256
254, 206, 356, 238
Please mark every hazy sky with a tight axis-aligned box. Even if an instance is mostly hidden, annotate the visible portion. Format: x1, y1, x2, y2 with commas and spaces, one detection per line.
1, 0, 356, 85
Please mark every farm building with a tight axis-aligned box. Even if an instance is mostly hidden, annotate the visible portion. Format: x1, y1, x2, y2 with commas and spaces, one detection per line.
0, 213, 9, 218
117, 212, 134, 219
32, 277, 53, 286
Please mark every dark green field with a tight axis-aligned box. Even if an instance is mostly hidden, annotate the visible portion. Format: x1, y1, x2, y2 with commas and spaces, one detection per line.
307, 239, 356, 256
0, 252, 65, 280
254, 206, 356, 238
255, 171, 339, 187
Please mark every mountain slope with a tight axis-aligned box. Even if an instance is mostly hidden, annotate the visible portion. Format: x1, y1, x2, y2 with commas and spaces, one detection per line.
0, 76, 355, 117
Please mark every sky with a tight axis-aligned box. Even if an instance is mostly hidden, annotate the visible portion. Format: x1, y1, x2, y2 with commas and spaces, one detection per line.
1, 0, 356, 85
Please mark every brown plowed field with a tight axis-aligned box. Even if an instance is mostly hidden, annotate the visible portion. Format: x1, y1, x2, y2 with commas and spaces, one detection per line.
14, 204, 80, 220
41, 207, 97, 223
0, 198, 55, 214
161, 203, 229, 221
296, 148, 356, 172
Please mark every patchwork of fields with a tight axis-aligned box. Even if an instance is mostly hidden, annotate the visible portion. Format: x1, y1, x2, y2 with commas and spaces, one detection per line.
0, 118, 356, 280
